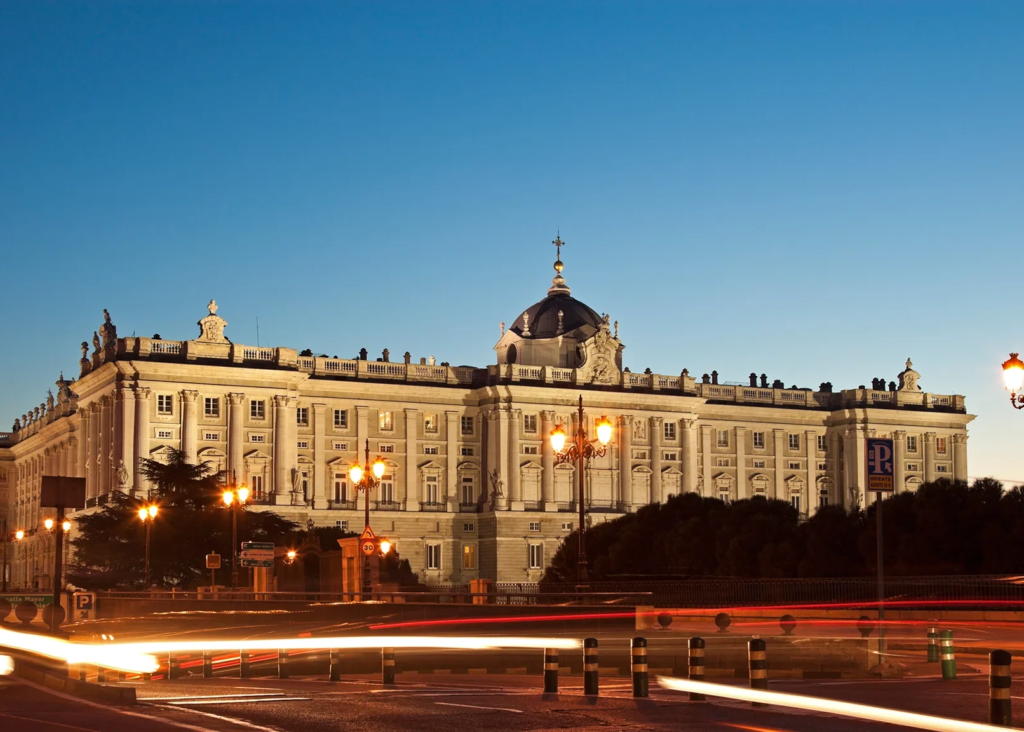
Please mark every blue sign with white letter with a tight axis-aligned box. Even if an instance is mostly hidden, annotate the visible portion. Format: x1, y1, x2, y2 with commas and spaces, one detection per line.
866, 438, 895, 492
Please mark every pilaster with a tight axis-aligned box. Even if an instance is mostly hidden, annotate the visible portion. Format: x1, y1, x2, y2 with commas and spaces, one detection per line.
313, 403, 327, 508
120, 387, 136, 493
542, 410, 557, 510
509, 409, 522, 509
953, 433, 968, 481
892, 430, 906, 494
180, 389, 199, 464
924, 432, 937, 483
649, 416, 663, 505
700, 425, 713, 497
682, 418, 698, 494
227, 392, 244, 481
273, 395, 291, 503
404, 408, 418, 509
446, 411, 459, 510
772, 429, 785, 501
134, 387, 151, 495
617, 414, 632, 510
735, 427, 747, 500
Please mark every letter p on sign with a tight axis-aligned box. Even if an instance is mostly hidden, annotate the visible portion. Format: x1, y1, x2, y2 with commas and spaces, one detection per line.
866, 438, 895, 492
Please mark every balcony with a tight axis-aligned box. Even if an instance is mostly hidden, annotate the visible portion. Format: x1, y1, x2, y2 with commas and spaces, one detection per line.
374, 500, 403, 511
328, 499, 358, 510
419, 502, 448, 512
523, 501, 543, 512
458, 502, 481, 513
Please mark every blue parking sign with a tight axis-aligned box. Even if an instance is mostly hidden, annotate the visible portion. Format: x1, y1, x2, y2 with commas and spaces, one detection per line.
866, 438, 895, 493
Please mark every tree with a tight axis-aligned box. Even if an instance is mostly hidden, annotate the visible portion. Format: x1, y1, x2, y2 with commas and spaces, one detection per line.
68, 449, 296, 589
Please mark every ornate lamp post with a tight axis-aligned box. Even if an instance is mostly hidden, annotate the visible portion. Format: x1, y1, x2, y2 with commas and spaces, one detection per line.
223, 474, 250, 589
1002, 353, 1024, 408
41, 517, 71, 593
349, 439, 386, 596
137, 504, 158, 588
549, 395, 613, 588
1, 520, 24, 592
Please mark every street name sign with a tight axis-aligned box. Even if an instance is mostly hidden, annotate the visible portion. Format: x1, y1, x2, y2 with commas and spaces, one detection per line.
240, 544, 275, 568
866, 438, 895, 493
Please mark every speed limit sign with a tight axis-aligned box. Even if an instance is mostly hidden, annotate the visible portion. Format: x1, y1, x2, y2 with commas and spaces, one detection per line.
359, 526, 376, 556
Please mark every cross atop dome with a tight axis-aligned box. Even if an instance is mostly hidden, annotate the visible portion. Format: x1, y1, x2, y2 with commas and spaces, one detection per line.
548, 232, 570, 296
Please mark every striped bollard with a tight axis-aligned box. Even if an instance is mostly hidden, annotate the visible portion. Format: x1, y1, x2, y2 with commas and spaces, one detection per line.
329, 648, 341, 682
990, 650, 1012, 727
748, 638, 768, 706
203, 651, 213, 678
631, 637, 649, 698
240, 650, 250, 679
167, 652, 179, 680
583, 638, 599, 697
688, 637, 706, 702
940, 630, 956, 680
278, 649, 289, 679
382, 647, 395, 685
543, 648, 559, 696
927, 626, 939, 662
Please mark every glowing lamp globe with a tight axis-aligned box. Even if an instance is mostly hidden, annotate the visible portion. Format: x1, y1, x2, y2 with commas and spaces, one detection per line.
237, 486, 249, 503
550, 425, 567, 454
62, 520, 71, 532
138, 508, 148, 521
15, 530, 24, 541
1003, 353, 1024, 394
349, 464, 363, 485
372, 458, 386, 479
223, 491, 234, 506
596, 417, 613, 446
149, 504, 159, 518
44, 518, 54, 531
379, 539, 392, 555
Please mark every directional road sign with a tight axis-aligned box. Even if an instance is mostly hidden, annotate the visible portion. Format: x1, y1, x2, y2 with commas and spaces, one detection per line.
866, 438, 895, 493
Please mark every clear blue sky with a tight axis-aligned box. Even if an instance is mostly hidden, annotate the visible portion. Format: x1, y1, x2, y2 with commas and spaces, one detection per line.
2, 2, 1021, 480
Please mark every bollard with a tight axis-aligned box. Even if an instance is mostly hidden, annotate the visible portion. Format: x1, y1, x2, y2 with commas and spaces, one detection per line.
240, 650, 250, 679
927, 626, 939, 663
382, 647, 395, 685
631, 637, 649, 698
203, 651, 213, 679
688, 637, 706, 702
990, 650, 1012, 727
278, 649, 289, 679
97, 667, 106, 683
167, 652, 179, 681
329, 648, 341, 682
117, 671, 126, 683
543, 648, 559, 695
583, 638, 599, 697
142, 671, 151, 682
79, 665, 87, 682
940, 630, 956, 680
748, 638, 768, 707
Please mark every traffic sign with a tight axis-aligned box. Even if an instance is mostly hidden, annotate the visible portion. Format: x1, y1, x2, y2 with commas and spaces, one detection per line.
206, 553, 221, 569
359, 526, 376, 541
866, 438, 895, 493
242, 542, 275, 551
359, 526, 377, 556
240, 546, 275, 568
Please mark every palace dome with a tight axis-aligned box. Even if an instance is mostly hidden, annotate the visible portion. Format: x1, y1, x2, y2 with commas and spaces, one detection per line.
510, 292, 602, 340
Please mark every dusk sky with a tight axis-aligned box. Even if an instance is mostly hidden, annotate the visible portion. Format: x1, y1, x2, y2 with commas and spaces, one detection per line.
2, 2, 1021, 481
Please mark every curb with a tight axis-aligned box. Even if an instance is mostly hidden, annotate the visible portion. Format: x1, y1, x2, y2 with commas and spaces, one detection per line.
16, 663, 136, 705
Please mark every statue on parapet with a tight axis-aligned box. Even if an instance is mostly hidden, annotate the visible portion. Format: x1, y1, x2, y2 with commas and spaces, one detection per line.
100, 309, 117, 348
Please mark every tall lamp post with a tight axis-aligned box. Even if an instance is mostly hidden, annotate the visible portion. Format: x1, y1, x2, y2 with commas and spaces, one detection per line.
223, 476, 250, 589
549, 396, 614, 589
349, 439, 386, 596
2, 520, 24, 592
137, 504, 158, 588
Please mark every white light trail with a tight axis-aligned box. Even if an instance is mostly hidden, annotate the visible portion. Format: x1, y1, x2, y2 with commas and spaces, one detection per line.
657, 676, 1005, 732
0, 626, 159, 673
0, 655, 13, 676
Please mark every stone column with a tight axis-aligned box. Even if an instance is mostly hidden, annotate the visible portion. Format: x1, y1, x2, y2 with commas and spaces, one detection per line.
494, 409, 510, 511
509, 409, 522, 509
953, 433, 968, 481
356, 406, 370, 460
892, 430, 906, 494
119, 387, 136, 492
649, 416, 663, 505
700, 425, 713, 496
843, 427, 868, 510
805, 429, 816, 517
227, 393, 244, 481
542, 410, 557, 510
180, 390, 199, 464
924, 432, 937, 483
829, 431, 842, 505
87, 403, 100, 499
273, 395, 291, 504
772, 429, 786, 501
735, 427, 747, 499
404, 408, 418, 510
99, 396, 112, 496
313, 403, 327, 509
79, 408, 91, 491
134, 387, 151, 495
446, 411, 459, 510
682, 418, 698, 494
617, 414, 632, 510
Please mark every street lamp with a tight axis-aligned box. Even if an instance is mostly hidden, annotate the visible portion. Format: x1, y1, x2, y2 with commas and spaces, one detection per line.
550, 395, 613, 589
223, 473, 250, 589
41, 517, 71, 593
349, 439, 386, 596
1003, 353, 1024, 409
1, 520, 24, 592
138, 504, 158, 588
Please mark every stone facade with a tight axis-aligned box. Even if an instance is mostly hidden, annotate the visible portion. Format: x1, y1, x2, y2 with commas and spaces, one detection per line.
0, 256, 974, 589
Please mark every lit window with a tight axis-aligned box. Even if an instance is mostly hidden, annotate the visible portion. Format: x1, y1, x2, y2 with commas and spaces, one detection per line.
426, 544, 441, 570
334, 410, 348, 429
463, 544, 477, 570
157, 395, 173, 415
204, 397, 219, 417
753, 432, 765, 449
424, 413, 437, 433
296, 407, 308, 426
461, 416, 474, 436
523, 415, 538, 433
379, 411, 393, 430
528, 544, 543, 570
717, 430, 729, 448
788, 434, 800, 450
663, 422, 676, 441
250, 400, 265, 420
424, 445, 439, 455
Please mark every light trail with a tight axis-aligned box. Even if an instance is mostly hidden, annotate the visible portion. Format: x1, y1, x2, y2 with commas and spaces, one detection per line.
657, 676, 1005, 732
370, 612, 634, 630
0, 626, 159, 673
116, 635, 581, 655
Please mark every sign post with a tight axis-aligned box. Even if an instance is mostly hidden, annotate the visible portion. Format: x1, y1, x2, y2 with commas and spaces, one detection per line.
40, 476, 86, 633
866, 438, 895, 665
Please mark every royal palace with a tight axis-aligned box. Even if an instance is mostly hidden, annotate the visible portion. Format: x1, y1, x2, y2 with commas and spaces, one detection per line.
0, 246, 974, 589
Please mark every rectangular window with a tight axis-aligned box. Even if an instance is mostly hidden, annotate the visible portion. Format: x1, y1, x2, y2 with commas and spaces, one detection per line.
334, 409, 348, 429
788, 434, 800, 450
460, 447, 474, 457
789, 461, 801, 469
528, 544, 543, 570
204, 432, 219, 441
156, 429, 173, 439
561, 522, 573, 531
335, 520, 348, 531
379, 411, 393, 430
296, 407, 308, 426
936, 437, 948, 455
819, 492, 829, 508
204, 397, 219, 417
791, 495, 801, 513
460, 477, 475, 505
663, 422, 676, 441
936, 465, 949, 473
463, 544, 477, 570
250, 400, 265, 419
817, 462, 827, 471
752, 460, 766, 469
523, 445, 539, 455
817, 435, 827, 451
426, 544, 441, 570
663, 452, 678, 461
461, 416, 474, 436
157, 395, 173, 415
424, 413, 438, 433
716, 457, 730, 467
633, 449, 648, 460
297, 440, 309, 450
379, 476, 394, 503
379, 444, 394, 453
753, 432, 765, 449
719, 491, 730, 504
717, 429, 729, 448
529, 521, 541, 532
523, 414, 538, 433
907, 435, 917, 452
463, 523, 475, 532
907, 463, 919, 471
333, 441, 348, 451
425, 475, 439, 504
333, 474, 347, 502
251, 475, 264, 496
424, 445, 439, 455
250, 434, 265, 443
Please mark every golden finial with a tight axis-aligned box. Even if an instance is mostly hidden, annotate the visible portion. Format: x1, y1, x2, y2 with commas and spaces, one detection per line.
552, 233, 565, 273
